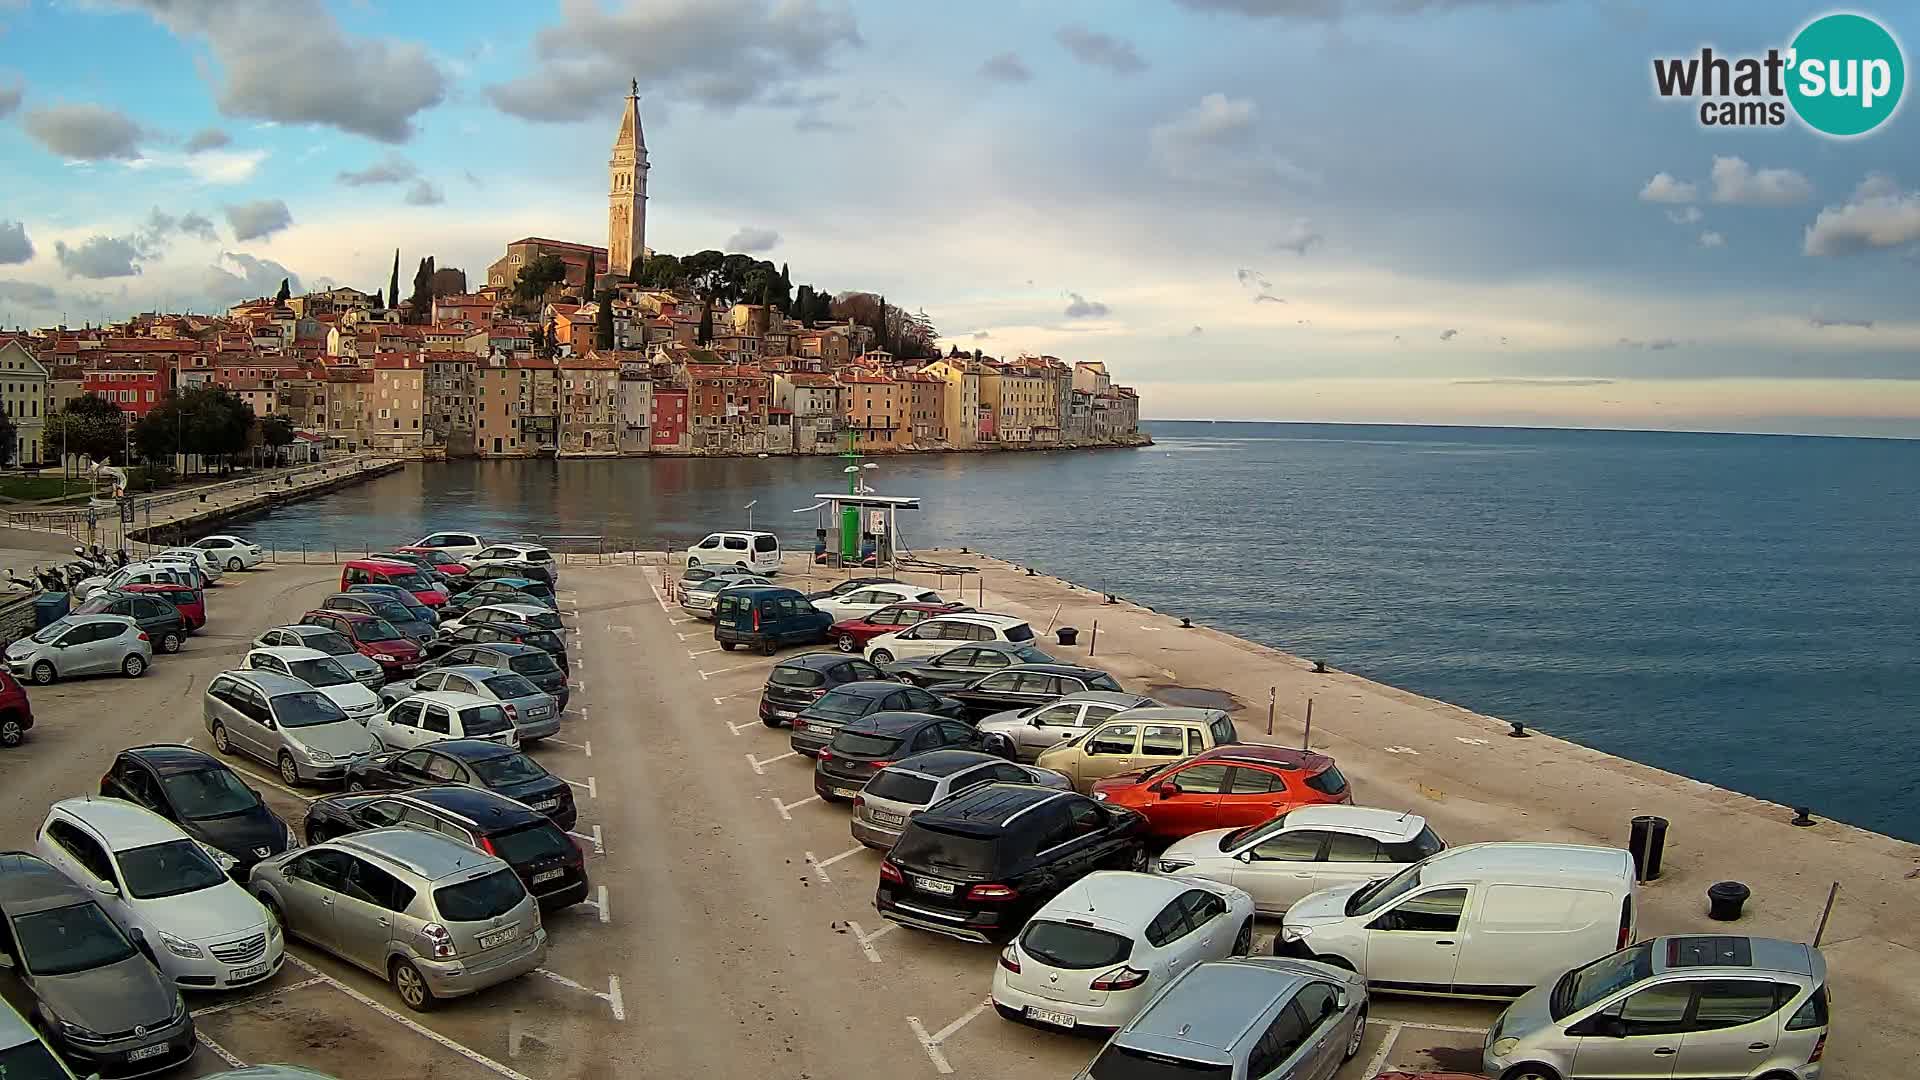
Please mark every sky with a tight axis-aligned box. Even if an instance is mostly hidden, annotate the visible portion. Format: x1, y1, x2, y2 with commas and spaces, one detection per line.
1, 0, 1918, 436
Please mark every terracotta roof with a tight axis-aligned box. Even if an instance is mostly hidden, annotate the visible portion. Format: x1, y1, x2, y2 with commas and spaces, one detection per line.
371, 355, 420, 370
504, 237, 607, 256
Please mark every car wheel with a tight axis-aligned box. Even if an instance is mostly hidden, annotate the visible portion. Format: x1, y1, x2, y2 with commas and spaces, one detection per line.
719, 641, 736, 652
227, 557, 243, 571
1344, 1006, 1367, 1060
870, 649, 893, 665
0, 716, 22, 748
1232, 918, 1253, 956
278, 753, 301, 787
347, 779, 367, 792
686, 557, 700, 569
1502, 1067, 1561, 1080
211, 723, 233, 754
259, 893, 286, 934
30, 661, 55, 686
121, 654, 144, 678
391, 958, 436, 1012
836, 633, 857, 652
760, 640, 778, 657
160, 631, 182, 654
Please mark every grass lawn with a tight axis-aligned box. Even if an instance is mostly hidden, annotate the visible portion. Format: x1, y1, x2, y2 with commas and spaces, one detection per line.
0, 474, 94, 501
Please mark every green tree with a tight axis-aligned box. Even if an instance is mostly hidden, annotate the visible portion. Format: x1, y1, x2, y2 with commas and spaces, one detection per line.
697, 298, 713, 345
629, 255, 645, 282
388, 249, 401, 313
681, 250, 725, 297
372, 287, 384, 309
408, 256, 436, 320
46, 394, 126, 463
639, 253, 683, 290
0, 409, 16, 467
581, 251, 597, 302
513, 255, 568, 311
594, 292, 615, 350
275, 278, 291, 303
794, 284, 815, 327
259, 415, 295, 465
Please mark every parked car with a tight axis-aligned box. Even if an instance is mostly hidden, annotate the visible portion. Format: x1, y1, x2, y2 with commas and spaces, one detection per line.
98, 563, 196, 594
883, 640, 1061, 687
789, 680, 967, 758
153, 548, 223, 584
366, 691, 519, 752
119, 583, 205, 633
679, 572, 770, 619
1158, 805, 1445, 916
426, 642, 569, 712
190, 533, 264, 571
341, 560, 448, 610
0, 852, 194, 1075
393, 546, 472, 586
247, 827, 547, 1011
1275, 842, 1638, 999
0, 996, 77, 1080
991, 871, 1258, 1034
977, 691, 1158, 762
345, 582, 438, 627
438, 603, 562, 636
36, 797, 283, 991
684, 530, 781, 575
452, 571, 556, 608
759, 652, 890, 728
252, 624, 383, 688
203, 669, 384, 787
0, 669, 31, 749
1483, 935, 1830, 1080
852, 750, 1069, 850
243, 647, 383, 722
714, 585, 834, 654
812, 582, 947, 623
877, 783, 1148, 944
863, 612, 1037, 665
301, 787, 588, 911
136, 556, 213, 592
464, 543, 557, 580
408, 531, 487, 560
806, 575, 900, 601
462, 559, 556, 589
99, 744, 297, 879
5, 614, 150, 684
379, 665, 560, 741
674, 564, 724, 602
320, 593, 435, 647
932, 663, 1128, 721
339, 740, 576, 830
828, 601, 969, 653
436, 621, 569, 672
1036, 707, 1241, 792
1080, 957, 1369, 1079
1093, 744, 1353, 841
444, 580, 549, 615
815, 712, 986, 802
365, 553, 455, 589
73, 591, 188, 655
298, 609, 423, 679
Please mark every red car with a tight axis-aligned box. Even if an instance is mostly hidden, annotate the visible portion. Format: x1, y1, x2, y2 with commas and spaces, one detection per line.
119, 582, 206, 632
1091, 743, 1352, 840
395, 545, 470, 580
298, 608, 423, 677
341, 558, 449, 609
0, 669, 32, 748
828, 602, 970, 653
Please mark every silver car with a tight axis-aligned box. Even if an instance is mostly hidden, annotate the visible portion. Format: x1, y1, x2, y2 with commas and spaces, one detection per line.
852, 749, 1069, 849
247, 826, 547, 1011
204, 669, 384, 786
977, 691, 1159, 763
5, 614, 151, 684
379, 665, 561, 740
1078, 957, 1367, 1080
252, 624, 384, 688
679, 573, 769, 618
1485, 935, 1830, 1080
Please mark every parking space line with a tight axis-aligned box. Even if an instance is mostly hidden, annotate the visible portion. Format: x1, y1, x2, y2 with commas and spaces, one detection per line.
676, 631, 702, 641
195, 1029, 245, 1068
846, 919, 897, 963
712, 690, 756, 704
545, 737, 592, 756
700, 662, 762, 679
1363, 1020, 1402, 1078
1368, 1019, 1486, 1036
906, 998, 991, 1076
686, 646, 722, 658
726, 719, 762, 736
669, 615, 695, 625
227, 764, 314, 802
283, 955, 535, 1080
775, 794, 821, 820
748, 750, 799, 775
567, 825, 605, 855
533, 968, 626, 1021
190, 975, 330, 1018
561, 775, 597, 798
813, 845, 866, 877
594, 884, 609, 923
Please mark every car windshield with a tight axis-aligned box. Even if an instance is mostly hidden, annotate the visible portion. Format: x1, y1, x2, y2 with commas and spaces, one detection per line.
1012, 645, 1055, 664
470, 753, 550, 787
433, 868, 527, 922
1346, 862, 1422, 916
890, 824, 1003, 875
354, 619, 404, 642
830, 731, 902, 757
513, 610, 561, 630
29, 619, 72, 644
0, 1034, 69, 1080
489, 822, 572, 863
273, 690, 351, 729
770, 665, 825, 689
1088, 1046, 1230, 1079
522, 630, 564, 653
809, 690, 876, 721
482, 674, 540, 699
508, 653, 560, 677
459, 705, 512, 736
384, 570, 431, 591
1552, 943, 1654, 1020
863, 770, 937, 804
305, 631, 357, 657
1221, 811, 1293, 851
13, 902, 138, 976
1020, 920, 1134, 969
357, 598, 413, 622
161, 768, 260, 820
117, 838, 229, 899
287, 657, 354, 688
1088, 674, 1124, 691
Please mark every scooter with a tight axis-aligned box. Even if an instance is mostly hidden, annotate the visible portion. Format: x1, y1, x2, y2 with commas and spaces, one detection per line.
34, 566, 66, 592
2, 568, 34, 592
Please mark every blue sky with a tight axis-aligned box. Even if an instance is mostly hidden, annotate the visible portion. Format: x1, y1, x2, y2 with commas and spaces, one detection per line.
2, 0, 1918, 434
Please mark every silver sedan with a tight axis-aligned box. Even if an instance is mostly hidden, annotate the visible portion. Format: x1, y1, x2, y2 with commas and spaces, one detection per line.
379, 665, 562, 740
975, 691, 1157, 762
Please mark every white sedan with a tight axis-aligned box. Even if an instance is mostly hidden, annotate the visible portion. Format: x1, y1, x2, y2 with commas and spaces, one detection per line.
812, 582, 946, 623
243, 647, 383, 723
155, 547, 223, 583
191, 534, 265, 571
1154, 805, 1446, 916
991, 870, 1254, 1033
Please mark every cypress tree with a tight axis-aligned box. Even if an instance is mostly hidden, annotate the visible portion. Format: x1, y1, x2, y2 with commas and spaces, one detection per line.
388, 249, 400, 312
697, 299, 713, 345
595, 292, 614, 350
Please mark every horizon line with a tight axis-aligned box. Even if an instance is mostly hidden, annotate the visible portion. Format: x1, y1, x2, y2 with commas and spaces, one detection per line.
1139, 417, 1920, 443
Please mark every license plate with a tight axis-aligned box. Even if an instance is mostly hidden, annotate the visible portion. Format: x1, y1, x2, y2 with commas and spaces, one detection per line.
913, 876, 956, 895
532, 798, 559, 810
773, 709, 796, 719
478, 925, 519, 949
871, 810, 905, 827
231, 961, 271, 981
532, 869, 565, 884
832, 787, 859, 799
127, 1044, 170, 1063
530, 708, 551, 719
1024, 1006, 1076, 1029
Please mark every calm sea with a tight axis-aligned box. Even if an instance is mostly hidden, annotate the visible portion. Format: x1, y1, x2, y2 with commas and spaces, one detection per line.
228, 422, 1920, 842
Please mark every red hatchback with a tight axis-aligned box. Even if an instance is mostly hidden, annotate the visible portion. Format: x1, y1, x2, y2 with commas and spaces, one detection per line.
829, 602, 969, 653
0, 669, 32, 748
395, 545, 470, 580
299, 608, 423, 677
1091, 743, 1352, 840
120, 582, 206, 632
341, 559, 449, 609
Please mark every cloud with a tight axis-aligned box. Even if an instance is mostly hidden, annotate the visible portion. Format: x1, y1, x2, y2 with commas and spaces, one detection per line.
337, 155, 418, 186
1150, 93, 1315, 189
1438, 328, 1459, 341
1666, 206, 1702, 225
1055, 24, 1147, 75
1155, 92, 1255, 146
177, 211, 218, 243
1853, 172, 1899, 201
200, 250, 300, 304
403, 179, 444, 206
1187, 325, 1204, 336
978, 52, 1032, 83
1809, 312, 1873, 329
183, 128, 230, 153
486, 0, 862, 122
1451, 377, 1615, 387
794, 114, 850, 133
223, 199, 292, 241
1235, 268, 1270, 289
725, 226, 781, 252
116, 0, 447, 143
1064, 292, 1110, 318
0, 81, 20, 119
0, 281, 58, 308
0, 221, 31, 265
22, 102, 144, 160
1698, 231, 1724, 248
1709, 156, 1813, 207
1614, 336, 1679, 350
1638, 172, 1697, 203
972, 330, 990, 339
463, 170, 484, 188
55, 235, 146, 278
1647, 338, 1677, 350
1803, 176, 1920, 257
1272, 218, 1323, 254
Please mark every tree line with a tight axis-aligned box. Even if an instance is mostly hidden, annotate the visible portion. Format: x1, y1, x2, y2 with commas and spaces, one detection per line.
40, 389, 295, 474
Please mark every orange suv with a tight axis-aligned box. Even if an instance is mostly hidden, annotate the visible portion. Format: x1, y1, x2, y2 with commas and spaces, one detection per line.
1090, 743, 1351, 840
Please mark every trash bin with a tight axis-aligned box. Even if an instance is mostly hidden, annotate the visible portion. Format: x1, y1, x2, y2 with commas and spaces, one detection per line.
32, 592, 70, 629
1628, 815, 1669, 882
1055, 627, 1079, 646
1708, 880, 1750, 921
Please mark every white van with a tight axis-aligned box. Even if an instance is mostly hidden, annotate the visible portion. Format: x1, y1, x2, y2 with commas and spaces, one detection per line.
1274, 842, 1636, 1000
684, 531, 781, 575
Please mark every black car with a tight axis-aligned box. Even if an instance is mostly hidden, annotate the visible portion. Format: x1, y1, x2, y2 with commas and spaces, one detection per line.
465, 560, 557, 589
438, 620, 569, 671
429, 641, 570, 710
885, 641, 1061, 687
929, 663, 1128, 721
876, 783, 1147, 944
73, 590, 188, 654
320, 592, 435, 646
370, 551, 457, 587
815, 712, 985, 802
805, 576, 901, 601
302, 786, 589, 910
760, 652, 890, 728
340, 739, 577, 831
98, 744, 295, 877
789, 680, 967, 758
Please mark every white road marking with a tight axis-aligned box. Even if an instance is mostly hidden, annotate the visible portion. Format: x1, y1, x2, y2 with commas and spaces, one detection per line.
195, 1029, 245, 1068
748, 749, 799, 775
283, 955, 535, 1080
595, 884, 609, 923
227, 764, 314, 802
775, 794, 821, 820
1384, 745, 1420, 755
545, 737, 592, 756
1455, 736, 1490, 746
567, 825, 605, 855
677, 631, 701, 641
907, 998, 992, 1075
1364, 1021, 1401, 1078
846, 919, 897, 963
700, 662, 762, 680
182, 736, 194, 746
609, 624, 634, 636
711, 690, 757, 703
686, 646, 722, 658
533, 968, 625, 1021
814, 845, 866, 872
560, 775, 597, 798
669, 616, 694, 625
727, 719, 762, 736
1366, 1019, 1487, 1036
190, 976, 329, 1017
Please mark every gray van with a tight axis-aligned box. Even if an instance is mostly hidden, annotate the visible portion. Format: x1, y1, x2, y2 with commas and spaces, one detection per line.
247, 827, 547, 1011
204, 670, 384, 787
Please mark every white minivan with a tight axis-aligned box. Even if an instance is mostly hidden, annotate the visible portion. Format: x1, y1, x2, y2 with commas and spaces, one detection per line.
1274, 842, 1636, 1000
684, 531, 781, 575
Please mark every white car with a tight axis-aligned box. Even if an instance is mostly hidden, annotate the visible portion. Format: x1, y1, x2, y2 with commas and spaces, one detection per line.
153, 548, 223, 583
436, 602, 564, 638
1156, 806, 1447, 916
812, 582, 946, 623
464, 542, 557, 578
243, 647, 383, 723
863, 613, 1038, 665
191, 533, 265, 571
991, 871, 1256, 1033
410, 531, 487, 560
683, 530, 782, 575
35, 797, 283, 991
75, 562, 195, 601
366, 690, 520, 751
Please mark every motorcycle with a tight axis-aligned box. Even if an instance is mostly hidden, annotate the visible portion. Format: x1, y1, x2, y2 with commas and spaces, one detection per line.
33, 566, 66, 592
2, 568, 34, 592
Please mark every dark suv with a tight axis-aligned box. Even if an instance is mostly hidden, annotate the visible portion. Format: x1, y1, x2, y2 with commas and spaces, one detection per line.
814, 712, 985, 801
789, 680, 967, 758
761, 653, 889, 728
877, 783, 1147, 944
430, 641, 570, 710
438, 620, 569, 672
74, 590, 189, 654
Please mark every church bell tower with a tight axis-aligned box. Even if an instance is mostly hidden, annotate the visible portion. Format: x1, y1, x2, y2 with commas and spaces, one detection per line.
608, 79, 649, 283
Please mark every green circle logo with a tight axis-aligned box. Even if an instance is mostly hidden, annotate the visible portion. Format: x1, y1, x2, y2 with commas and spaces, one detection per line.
1788, 13, 1905, 137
